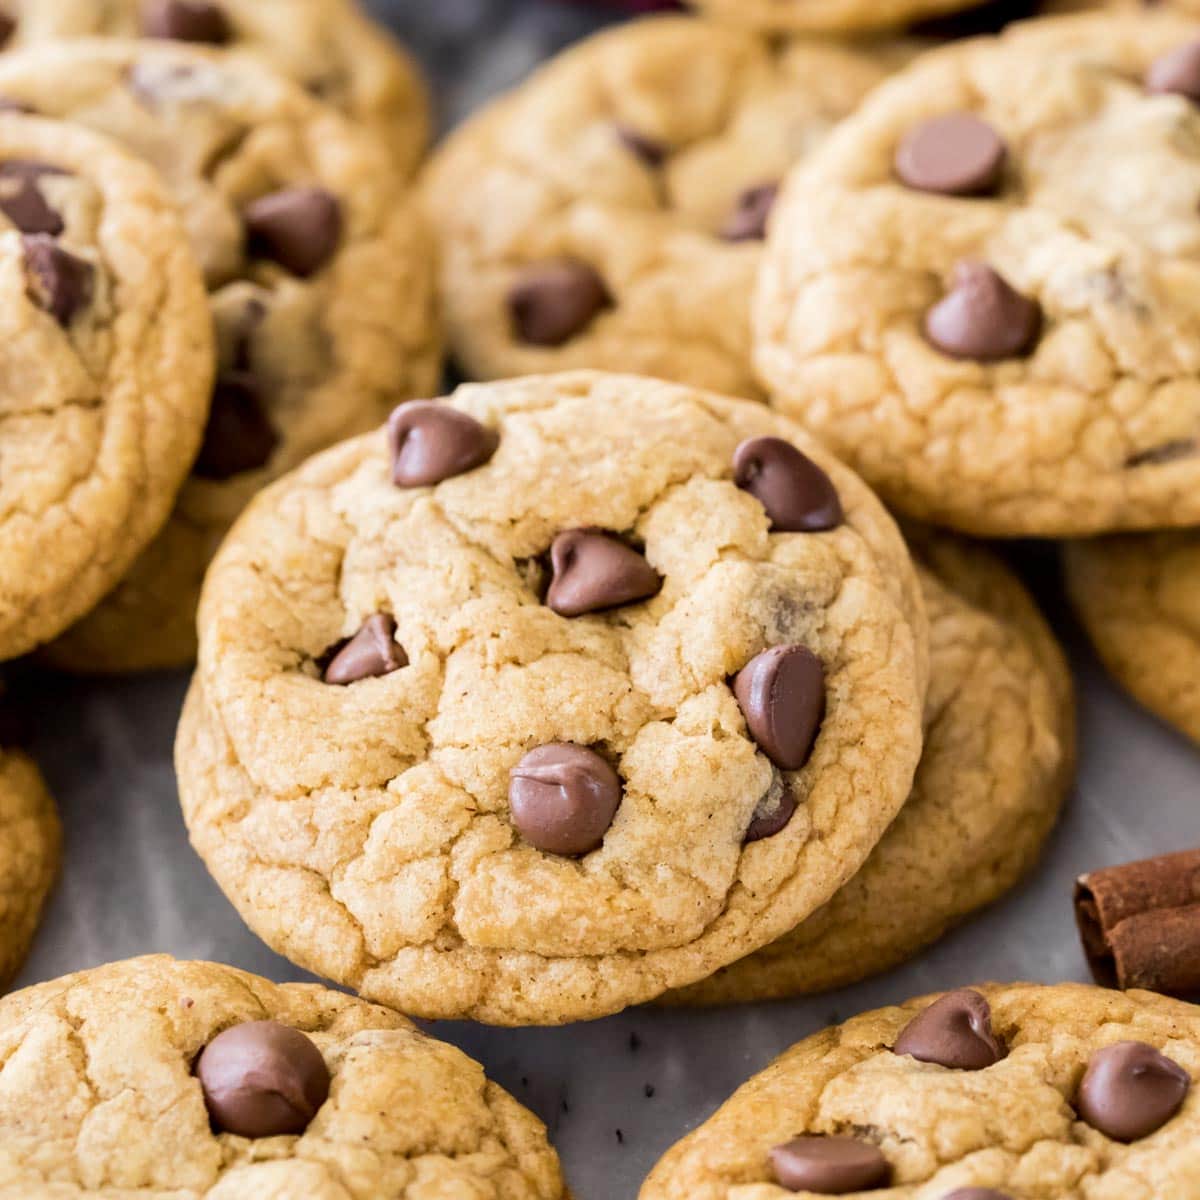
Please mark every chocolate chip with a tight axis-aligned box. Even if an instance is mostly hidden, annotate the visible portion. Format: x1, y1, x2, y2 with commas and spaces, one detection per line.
388, 400, 499, 487
193, 372, 278, 480
508, 260, 612, 346
895, 113, 1007, 196
323, 614, 407, 685
616, 124, 666, 167
22, 235, 93, 326
744, 781, 798, 843
196, 1020, 330, 1138
720, 182, 779, 243
1076, 1041, 1190, 1142
924, 262, 1041, 361
769, 1135, 891, 1194
942, 1191, 1012, 1200
733, 437, 843, 533
509, 743, 622, 856
0, 98, 34, 115
141, 0, 232, 44
0, 16, 14, 50
244, 187, 341, 278
0, 161, 68, 236
892, 988, 1006, 1070
1146, 40, 1200, 103
733, 645, 824, 772
545, 530, 662, 618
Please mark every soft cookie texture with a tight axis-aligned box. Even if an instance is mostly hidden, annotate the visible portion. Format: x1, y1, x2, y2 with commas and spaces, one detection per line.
755, 13, 1200, 537
0, 39, 441, 672
0, 112, 211, 660
687, 0, 983, 33
672, 533, 1073, 1004
422, 17, 889, 399
1, 0, 430, 175
1065, 531, 1200, 745
177, 372, 927, 1025
0, 955, 567, 1197
641, 983, 1200, 1199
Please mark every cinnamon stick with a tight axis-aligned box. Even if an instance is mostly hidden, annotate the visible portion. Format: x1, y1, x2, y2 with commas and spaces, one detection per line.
1074, 849, 1200, 998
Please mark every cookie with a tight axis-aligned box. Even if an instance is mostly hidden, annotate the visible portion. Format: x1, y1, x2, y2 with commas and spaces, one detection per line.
755, 13, 1200, 537
422, 17, 889, 399
672, 532, 1073, 1004
688, 0, 985, 33
642, 983, 1200, 1198
176, 371, 928, 1025
1, 0, 430, 175
1065, 531, 1200, 744
0, 954, 567, 1197
0, 39, 441, 672
0, 111, 211, 660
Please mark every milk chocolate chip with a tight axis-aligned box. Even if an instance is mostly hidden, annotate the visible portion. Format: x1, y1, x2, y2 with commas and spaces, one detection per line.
895, 113, 1006, 196
324, 614, 407, 685
388, 400, 499, 487
508, 260, 612, 346
23, 235, 93, 326
0, 161, 68, 236
546, 530, 662, 617
733, 645, 824, 772
769, 1135, 890, 1194
925, 262, 1041, 361
733, 437, 842, 533
1076, 1041, 1190, 1142
244, 187, 342, 278
142, 0, 232, 44
720, 182, 779, 242
194, 372, 277, 480
509, 743, 622, 856
893, 989, 1005, 1070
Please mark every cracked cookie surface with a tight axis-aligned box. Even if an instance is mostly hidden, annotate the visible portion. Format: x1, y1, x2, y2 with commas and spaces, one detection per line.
0, 39, 441, 672
1, 0, 429, 175
673, 533, 1073, 1004
0, 112, 211, 660
641, 983, 1200, 1199
177, 371, 927, 1025
755, 13, 1200, 536
0, 954, 567, 1198
422, 17, 889, 399
688, 0, 982, 33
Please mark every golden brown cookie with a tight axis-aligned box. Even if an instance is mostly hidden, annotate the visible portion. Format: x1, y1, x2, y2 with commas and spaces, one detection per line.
178, 371, 928, 1025
642, 983, 1200, 1199
0, 955, 567, 1197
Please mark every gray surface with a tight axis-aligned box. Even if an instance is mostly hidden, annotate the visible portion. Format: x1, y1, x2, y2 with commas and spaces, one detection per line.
12, 5, 1200, 1199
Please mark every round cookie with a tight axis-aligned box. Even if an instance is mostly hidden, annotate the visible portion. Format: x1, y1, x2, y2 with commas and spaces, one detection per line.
755, 13, 1200, 537
0, 955, 567, 1197
0, 0, 430, 175
177, 371, 928, 1025
673, 533, 1073, 1004
687, 0, 984, 33
1065, 531, 1200, 744
0, 111, 211, 660
642, 982, 1200, 1199
422, 17, 890, 399
0, 39, 442, 672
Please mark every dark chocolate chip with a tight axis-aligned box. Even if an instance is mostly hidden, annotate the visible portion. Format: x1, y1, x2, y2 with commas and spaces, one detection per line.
744, 781, 798, 843
195, 1020, 330, 1138
942, 1191, 1012, 1200
243, 187, 342, 277
894, 113, 1006, 196
388, 400, 499, 487
545, 530, 662, 618
720, 182, 779, 242
193, 371, 278, 480
323, 614, 407, 685
22, 235, 93, 326
1146, 40, 1200, 103
733, 645, 825, 772
0, 161, 68, 236
141, 0, 232, 44
733, 437, 842, 533
769, 1135, 891, 1194
892, 988, 1006, 1070
616, 124, 667, 167
508, 260, 612, 346
509, 743, 622, 856
924, 262, 1041, 362
1076, 1041, 1190, 1142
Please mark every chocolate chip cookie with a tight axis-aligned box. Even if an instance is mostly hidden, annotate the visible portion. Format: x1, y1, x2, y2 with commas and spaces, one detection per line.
755, 12, 1200, 536
688, 0, 985, 32
673, 532, 1073, 1004
1065, 530, 1200, 745
0, 39, 441, 672
177, 371, 928, 1025
0, 111, 212, 660
642, 983, 1200, 1198
422, 17, 889, 399
1, 0, 430, 174
0, 954, 567, 1196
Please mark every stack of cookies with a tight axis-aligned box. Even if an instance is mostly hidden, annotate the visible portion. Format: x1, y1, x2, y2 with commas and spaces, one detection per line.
0, 1, 1198, 1197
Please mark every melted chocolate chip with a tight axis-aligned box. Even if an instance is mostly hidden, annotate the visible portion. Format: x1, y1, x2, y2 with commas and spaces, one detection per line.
0, 161, 68, 236
193, 372, 278, 480
924, 262, 1041, 362
546, 530, 662, 618
388, 400, 499, 487
720, 182, 779, 242
323, 614, 407, 685
733, 645, 825, 772
1146, 40, 1200, 104
509, 743, 622, 856
733, 437, 843, 533
894, 113, 1007, 196
244, 187, 342, 277
1076, 1041, 1190, 1142
769, 1135, 891, 1194
142, 0, 232, 44
22, 235, 93, 326
508, 260, 612, 346
195, 1020, 330, 1138
892, 989, 1006, 1070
